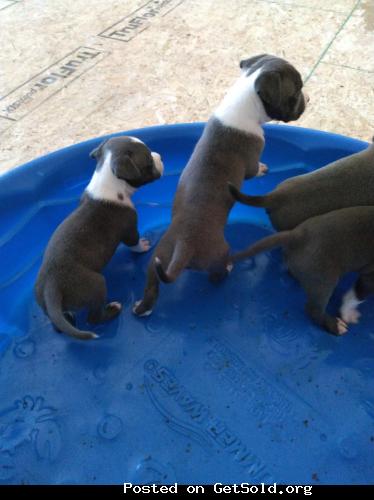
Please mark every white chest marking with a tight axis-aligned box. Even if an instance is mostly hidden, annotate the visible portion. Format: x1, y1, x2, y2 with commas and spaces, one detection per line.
214, 68, 270, 137
86, 151, 135, 207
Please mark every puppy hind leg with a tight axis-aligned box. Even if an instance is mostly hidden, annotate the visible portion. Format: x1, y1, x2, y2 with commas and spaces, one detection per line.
208, 248, 231, 284
133, 263, 160, 317
84, 273, 122, 324
302, 278, 348, 336
133, 236, 175, 317
156, 240, 192, 283
208, 262, 231, 284
54, 311, 76, 333
208, 247, 234, 285
341, 272, 374, 324
88, 302, 122, 324
209, 270, 228, 284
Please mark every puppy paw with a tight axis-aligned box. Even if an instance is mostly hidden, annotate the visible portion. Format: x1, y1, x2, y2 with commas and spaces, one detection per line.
130, 238, 151, 253
336, 318, 349, 336
133, 300, 153, 317
105, 301, 122, 319
325, 316, 348, 336
256, 162, 269, 177
226, 263, 234, 273
107, 301, 122, 312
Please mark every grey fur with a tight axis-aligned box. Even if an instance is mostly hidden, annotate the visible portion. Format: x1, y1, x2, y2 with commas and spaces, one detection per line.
35, 136, 162, 340
229, 140, 374, 231
133, 54, 306, 316
231, 206, 374, 335
241, 54, 306, 122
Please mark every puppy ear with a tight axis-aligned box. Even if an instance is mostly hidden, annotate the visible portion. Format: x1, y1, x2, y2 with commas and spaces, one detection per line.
255, 71, 282, 108
240, 54, 267, 70
112, 153, 142, 181
89, 140, 107, 160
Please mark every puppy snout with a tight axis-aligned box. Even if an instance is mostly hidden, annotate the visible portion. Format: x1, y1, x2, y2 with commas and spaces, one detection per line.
152, 152, 164, 176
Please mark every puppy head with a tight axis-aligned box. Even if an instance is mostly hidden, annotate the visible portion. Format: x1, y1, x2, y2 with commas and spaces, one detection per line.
240, 54, 307, 122
90, 136, 164, 187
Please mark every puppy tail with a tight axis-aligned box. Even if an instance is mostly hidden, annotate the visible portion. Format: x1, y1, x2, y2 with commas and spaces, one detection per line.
231, 231, 292, 263
155, 242, 191, 284
228, 182, 268, 207
44, 282, 98, 341
154, 257, 172, 283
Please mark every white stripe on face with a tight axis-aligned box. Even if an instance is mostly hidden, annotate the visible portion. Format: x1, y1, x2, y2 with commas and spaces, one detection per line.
130, 136, 143, 144
152, 152, 164, 175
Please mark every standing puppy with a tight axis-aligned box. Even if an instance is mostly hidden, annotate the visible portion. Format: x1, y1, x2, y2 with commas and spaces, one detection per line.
229, 138, 374, 231
231, 206, 374, 335
133, 54, 307, 316
35, 136, 164, 340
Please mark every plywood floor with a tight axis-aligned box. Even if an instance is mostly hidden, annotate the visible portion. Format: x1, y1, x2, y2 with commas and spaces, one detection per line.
0, 0, 373, 174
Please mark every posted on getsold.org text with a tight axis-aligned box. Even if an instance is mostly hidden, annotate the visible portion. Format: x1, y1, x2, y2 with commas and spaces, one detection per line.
123, 483, 313, 495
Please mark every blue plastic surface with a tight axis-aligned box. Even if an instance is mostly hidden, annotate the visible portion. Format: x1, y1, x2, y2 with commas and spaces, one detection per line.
0, 123, 373, 485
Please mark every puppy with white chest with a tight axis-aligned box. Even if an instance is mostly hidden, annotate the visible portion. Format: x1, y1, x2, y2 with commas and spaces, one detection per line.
133, 54, 308, 317
35, 136, 164, 340
230, 206, 374, 336
229, 138, 374, 231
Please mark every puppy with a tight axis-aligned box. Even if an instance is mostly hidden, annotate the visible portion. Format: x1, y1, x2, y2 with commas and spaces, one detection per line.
35, 136, 164, 340
133, 54, 307, 316
231, 206, 374, 335
229, 139, 374, 231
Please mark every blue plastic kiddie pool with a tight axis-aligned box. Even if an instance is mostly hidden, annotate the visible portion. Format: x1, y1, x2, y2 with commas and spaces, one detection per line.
0, 123, 373, 485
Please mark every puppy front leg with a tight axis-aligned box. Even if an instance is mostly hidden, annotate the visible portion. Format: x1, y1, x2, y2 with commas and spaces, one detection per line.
244, 159, 268, 179
133, 260, 160, 316
85, 273, 122, 324
88, 302, 122, 324
130, 238, 151, 253
256, 162, 269, 177
123, 227, 151, 253
303, 279, 348, 336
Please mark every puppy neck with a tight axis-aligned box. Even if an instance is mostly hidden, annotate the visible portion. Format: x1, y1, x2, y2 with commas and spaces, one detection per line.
214, 68, 270, 138
86, 151, 135, 208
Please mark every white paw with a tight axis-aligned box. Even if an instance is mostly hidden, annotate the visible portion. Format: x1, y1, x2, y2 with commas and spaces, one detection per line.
226, 263, 233, 273
337, 318, 348, 336
132, 300, 153, 317
130, 238, 151, 253
256, 162, 269, 177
